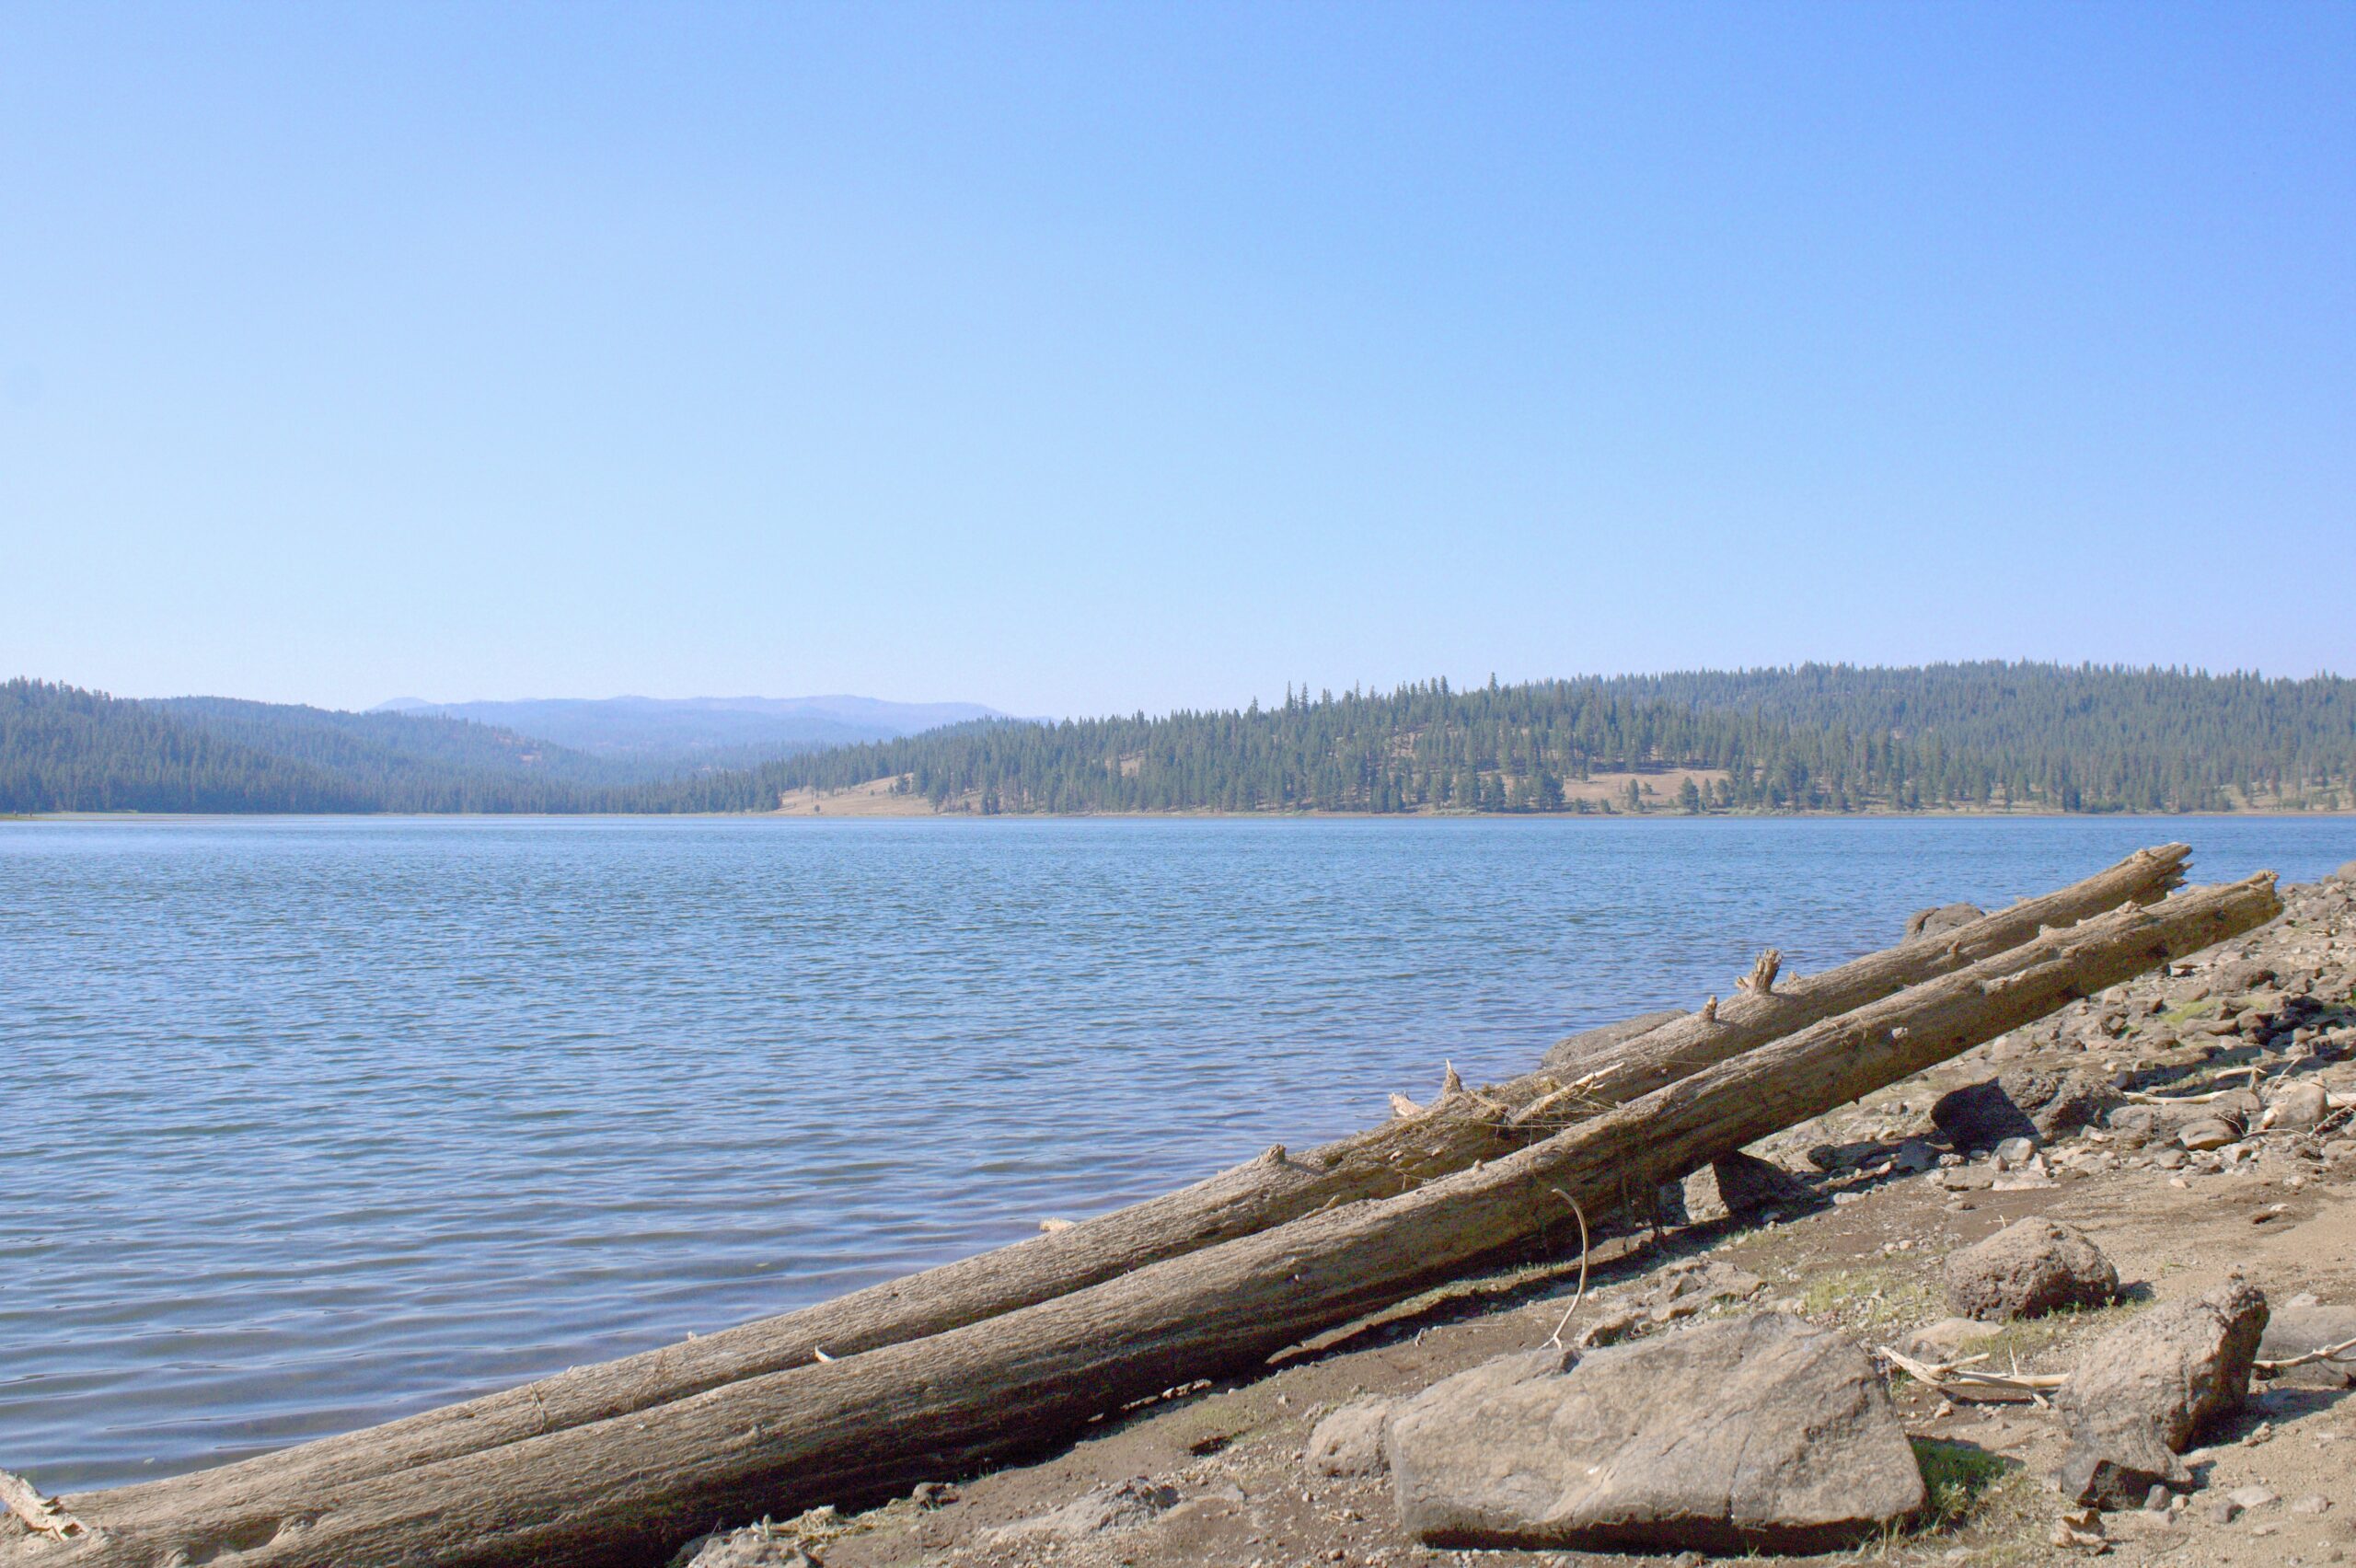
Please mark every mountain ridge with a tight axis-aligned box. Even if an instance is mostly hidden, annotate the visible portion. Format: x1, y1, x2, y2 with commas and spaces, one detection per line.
369, 694, 1011, 765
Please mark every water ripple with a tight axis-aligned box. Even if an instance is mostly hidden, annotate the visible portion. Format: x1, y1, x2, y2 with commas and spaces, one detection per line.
1, 814, 2345, 1490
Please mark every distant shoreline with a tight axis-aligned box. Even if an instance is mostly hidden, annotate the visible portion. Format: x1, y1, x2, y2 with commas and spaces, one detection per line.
9, 806, 2355, 824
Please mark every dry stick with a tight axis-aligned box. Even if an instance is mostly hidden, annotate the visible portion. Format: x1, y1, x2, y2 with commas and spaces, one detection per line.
2254, 1335, 2356, 1374
0, 1472, 85, 1543
53, 844, 2198, 1533
1542, 1189, 1592, 1350
30, 872, 2273, 1568
1877, 1345, 2068, 1404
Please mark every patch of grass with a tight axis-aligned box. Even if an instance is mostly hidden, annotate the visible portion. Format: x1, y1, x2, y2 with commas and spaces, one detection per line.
1911, 1439, 2013, 1533
2157, 998, 2220, 1026
1795, 1266, 1941, 1332
1959, 1294, 2153, 1378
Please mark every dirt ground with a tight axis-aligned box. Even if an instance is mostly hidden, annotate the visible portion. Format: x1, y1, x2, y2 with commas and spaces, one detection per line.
686, 875, 2356, 1568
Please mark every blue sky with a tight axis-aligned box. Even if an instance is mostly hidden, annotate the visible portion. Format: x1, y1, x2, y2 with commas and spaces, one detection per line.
2, 2, 2350, 716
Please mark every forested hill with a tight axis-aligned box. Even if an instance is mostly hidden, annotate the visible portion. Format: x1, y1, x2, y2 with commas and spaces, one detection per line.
5, 665, 2352, 816
676, 663, 2356, 817
1, 682, 629, 813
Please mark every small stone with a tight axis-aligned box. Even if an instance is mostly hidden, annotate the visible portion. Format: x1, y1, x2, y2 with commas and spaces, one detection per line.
1576, 1307, 1641, 1348
983, 1478, 1182, 1543
1303, 1399, 1393, 1478
2179, 1117, 2242, 1152
2228, 1485, 2279, 1509
2214, 1499, 2244, 1524
2292, 1493, 2334, 1516
2051, 1515, 2110, 1551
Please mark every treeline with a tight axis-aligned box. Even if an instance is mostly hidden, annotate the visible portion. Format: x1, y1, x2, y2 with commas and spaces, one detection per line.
684, 663, 2356, 816
2, 681, 622, 813
5, 665, 2351, 816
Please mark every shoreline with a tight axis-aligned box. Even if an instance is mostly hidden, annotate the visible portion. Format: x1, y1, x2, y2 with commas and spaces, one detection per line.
8, 806, 2356, 824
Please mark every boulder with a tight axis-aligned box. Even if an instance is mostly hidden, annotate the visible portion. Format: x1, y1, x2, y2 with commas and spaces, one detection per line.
2031, 1071, 2125, 1137
2334, 859, 2356, 882
1387, 1314, 1923, 1553
1943, 1217, 2118, 1322
1304, 1398, 1394, 1478
2056, 1282, 2268, 1507
1681, 1151, 1819, 1222
1542, 1009, 1690, 1071
1931, 1079, 2038, 1152
2260, 1079, 2332, 1132
1905, 903, 1985, 940
2257, 1304, 2356, 1389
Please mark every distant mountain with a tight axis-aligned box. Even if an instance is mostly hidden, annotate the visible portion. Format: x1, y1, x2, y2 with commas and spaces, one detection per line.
156, 696, 659, 792
369, 694, 1009, 767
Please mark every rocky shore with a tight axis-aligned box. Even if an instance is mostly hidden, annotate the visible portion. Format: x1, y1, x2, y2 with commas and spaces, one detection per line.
676, 864, 2356, 1568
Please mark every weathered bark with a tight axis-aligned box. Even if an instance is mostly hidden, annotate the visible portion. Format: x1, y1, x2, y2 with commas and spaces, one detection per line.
25, 869, 2271, 1568
31, 847, 2189, 1547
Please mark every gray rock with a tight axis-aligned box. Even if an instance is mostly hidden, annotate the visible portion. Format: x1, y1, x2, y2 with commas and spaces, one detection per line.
1897, 1316, 1992, 1361
2056, 1281, 2268, 1507
2179, 1116, 2242, 1152
2333, 859, 2356, 882
1992, 1136, 2038, 1166
1905, 902, 1985, 940
1387, 1314, 1923, 1553
1890, 1138, 1940, 1172
1943, 1217, 2118, 1322
2107, 1104, 2172, 1137
2213, 958, 2279, 994
2032, 1071, 2124, 1137
1304, 1398, 1394, 1477
1681, 1150, 1819, 1222
1542, 1009, 1691, 1071
2257, 1304, 2356, 1388
985, 1478, 1182, 1543
2260, 1079, 2331, 1131
670, 1529, 817, 1568
1932, 1079, 2038, 1151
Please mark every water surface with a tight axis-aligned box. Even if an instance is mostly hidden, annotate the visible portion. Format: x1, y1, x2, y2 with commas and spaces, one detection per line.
3, 814, 2347, 1490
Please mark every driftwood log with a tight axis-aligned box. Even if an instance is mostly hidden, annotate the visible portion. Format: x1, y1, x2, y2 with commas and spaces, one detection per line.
16, 867, 2273, 1568
26, 847, 2188, 1537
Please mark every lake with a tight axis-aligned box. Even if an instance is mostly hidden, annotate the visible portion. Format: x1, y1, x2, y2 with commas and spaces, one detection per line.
3, 814, 2349, 1491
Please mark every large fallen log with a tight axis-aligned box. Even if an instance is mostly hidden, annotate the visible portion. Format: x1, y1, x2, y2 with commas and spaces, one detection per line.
37, 847, 2189, 1535
22, 869, 2273, 1568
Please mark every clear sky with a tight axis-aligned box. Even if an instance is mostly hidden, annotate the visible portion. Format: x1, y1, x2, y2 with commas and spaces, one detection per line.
2, 3, 2350, 717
